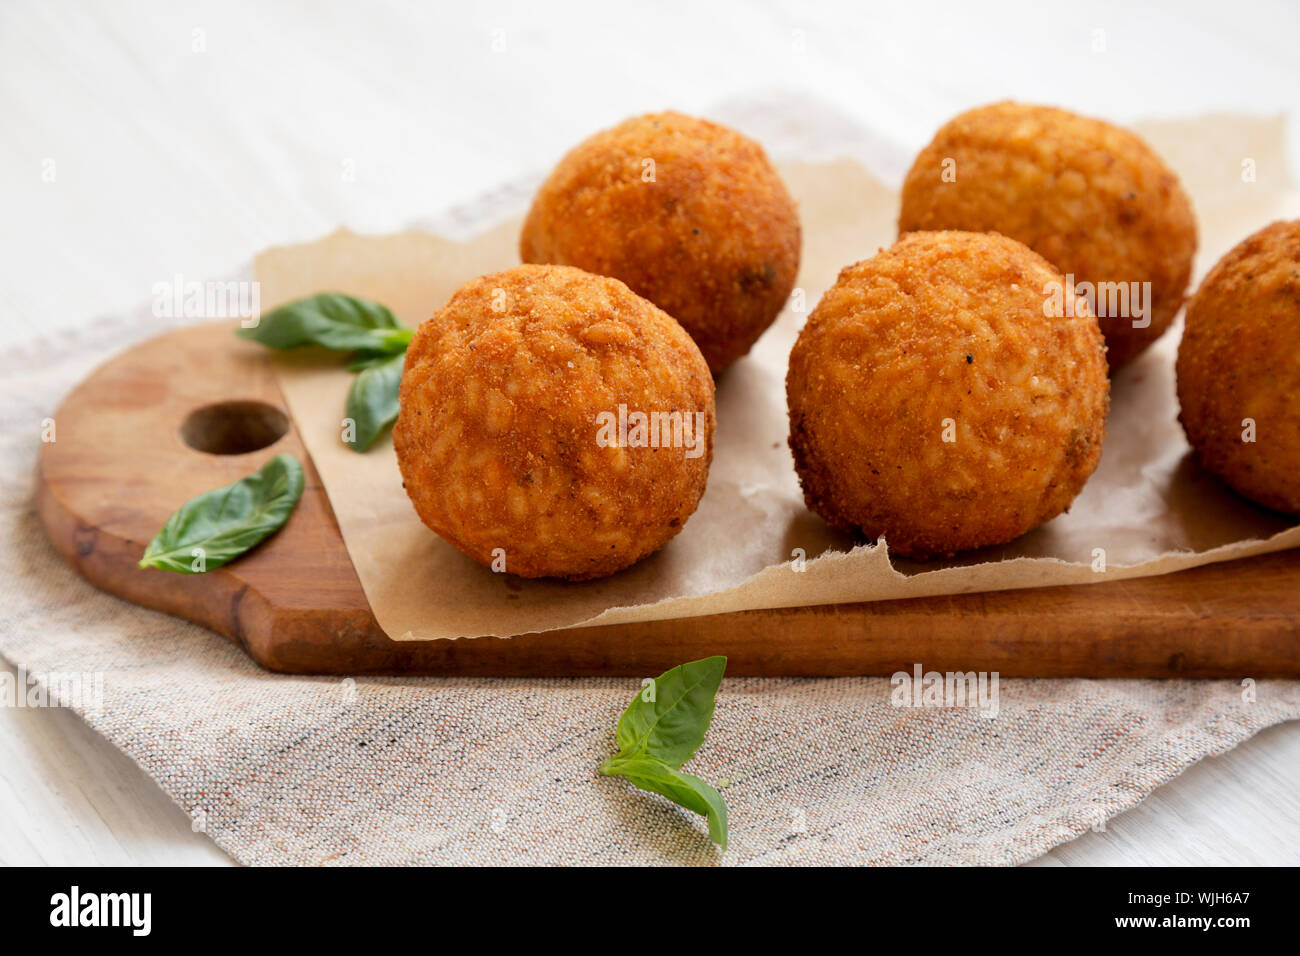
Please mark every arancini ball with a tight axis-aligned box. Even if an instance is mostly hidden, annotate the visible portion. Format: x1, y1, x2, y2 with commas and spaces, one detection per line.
393, 264, 716, 580
787, 230, 1110, 559
1177, 219, 1300, 513
520, 111, 801, 374
899, 102, 1197, 369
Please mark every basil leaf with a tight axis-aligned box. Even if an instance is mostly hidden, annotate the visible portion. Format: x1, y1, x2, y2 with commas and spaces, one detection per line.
600, 755, 729, 850
600, 656, 730, 850
344, 351, 404, 452
614, 655, 726, 768
238, 292, 412, 353
138, 454, 305, 573
236, 292, 413, 453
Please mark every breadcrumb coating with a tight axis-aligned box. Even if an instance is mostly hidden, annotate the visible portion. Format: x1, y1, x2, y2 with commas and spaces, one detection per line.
787, 231, 1109, 558
1177, 219, 1300, 513
899, 102, 1196, 368
394, 264, 715, 580
521, 112, 801, 373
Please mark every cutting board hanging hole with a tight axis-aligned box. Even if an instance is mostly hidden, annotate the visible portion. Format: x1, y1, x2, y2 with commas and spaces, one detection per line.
180, 400, 290, 455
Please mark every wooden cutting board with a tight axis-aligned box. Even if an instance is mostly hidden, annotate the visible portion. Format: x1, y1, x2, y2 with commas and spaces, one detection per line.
36, 321, 1300, 677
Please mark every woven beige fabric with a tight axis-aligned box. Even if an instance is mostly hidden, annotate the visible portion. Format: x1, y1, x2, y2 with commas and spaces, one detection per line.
3, 304, 1299, 866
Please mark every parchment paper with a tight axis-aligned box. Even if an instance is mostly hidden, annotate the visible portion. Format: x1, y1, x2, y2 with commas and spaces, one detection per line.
257, 114, 1300, 640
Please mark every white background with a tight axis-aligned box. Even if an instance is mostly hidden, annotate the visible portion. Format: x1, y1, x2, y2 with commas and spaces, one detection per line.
2, 0, 1299, 864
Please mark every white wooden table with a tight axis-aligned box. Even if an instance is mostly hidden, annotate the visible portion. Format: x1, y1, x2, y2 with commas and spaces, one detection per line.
3, 0, 1299, 866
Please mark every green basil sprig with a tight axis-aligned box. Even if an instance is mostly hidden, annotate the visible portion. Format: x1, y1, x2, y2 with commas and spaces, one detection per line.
599, 656, 729, 850
237, 293, 412, 453
237, 292, 412, 354
344, 351, 405, 452
138, 454, 304, 573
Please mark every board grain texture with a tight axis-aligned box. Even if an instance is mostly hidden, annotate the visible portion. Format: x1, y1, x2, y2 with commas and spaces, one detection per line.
36, 321, 1300, 677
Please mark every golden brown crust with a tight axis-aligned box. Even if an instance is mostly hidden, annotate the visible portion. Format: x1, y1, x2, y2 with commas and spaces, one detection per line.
899, 101, 1197, 368
393, 264, 716, 580
1176, 219, 1300, 513
787, 231, 1110, 559
520, 111, 801, 373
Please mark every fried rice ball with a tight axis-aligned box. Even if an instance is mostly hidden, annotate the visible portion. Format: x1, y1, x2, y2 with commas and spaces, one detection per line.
520, 111, 801, 374
899, 102, 1197, 369
393, 264, 715, 580
787, 231, 1109, 559
1177, 220, 1300, 513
